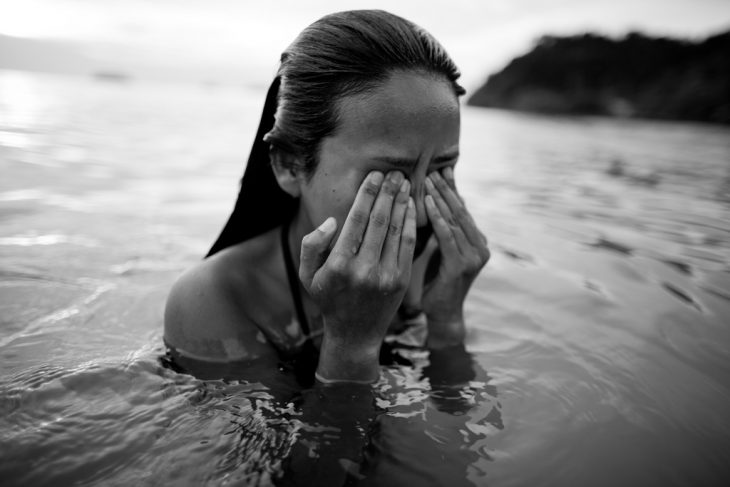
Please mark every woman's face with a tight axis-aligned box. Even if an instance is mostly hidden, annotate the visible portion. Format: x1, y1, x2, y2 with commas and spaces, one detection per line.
297, 70, 461, 250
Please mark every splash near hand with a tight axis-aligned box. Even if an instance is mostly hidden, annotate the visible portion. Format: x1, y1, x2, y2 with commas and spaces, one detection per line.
422, 167, 490, 347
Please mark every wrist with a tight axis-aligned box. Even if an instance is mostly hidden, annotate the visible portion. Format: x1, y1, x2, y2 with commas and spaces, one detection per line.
425, 314, 466, 349
425, 308, 464, 329
316, 334, 381, 383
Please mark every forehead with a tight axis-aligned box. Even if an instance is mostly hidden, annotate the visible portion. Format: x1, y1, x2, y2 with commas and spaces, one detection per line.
328, 71, 460, 157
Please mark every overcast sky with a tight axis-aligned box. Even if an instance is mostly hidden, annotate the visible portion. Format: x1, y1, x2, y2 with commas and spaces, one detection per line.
1, 0, 729, 89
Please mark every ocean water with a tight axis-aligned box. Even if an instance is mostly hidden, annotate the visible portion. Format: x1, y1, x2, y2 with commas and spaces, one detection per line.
1, 70, 729, 486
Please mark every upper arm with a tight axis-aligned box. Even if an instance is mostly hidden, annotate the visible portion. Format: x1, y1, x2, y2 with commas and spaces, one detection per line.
163, 263, 278, 364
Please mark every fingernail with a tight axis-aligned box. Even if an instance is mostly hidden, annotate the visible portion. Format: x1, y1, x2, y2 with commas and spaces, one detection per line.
318, 217, 336, 232
424, 177, 435, 191
400, 179, 410, 193
425, 194, 435, 207
408, 197, 415, 208
444, 167, 454, 180
390, 171, 404, 184
370, 171, 384, 184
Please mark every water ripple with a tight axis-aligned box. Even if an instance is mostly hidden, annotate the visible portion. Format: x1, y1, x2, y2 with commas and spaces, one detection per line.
0, 279, 115, 349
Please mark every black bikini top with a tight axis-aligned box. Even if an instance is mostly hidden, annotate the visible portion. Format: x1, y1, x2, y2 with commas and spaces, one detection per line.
280, 221, 313, 343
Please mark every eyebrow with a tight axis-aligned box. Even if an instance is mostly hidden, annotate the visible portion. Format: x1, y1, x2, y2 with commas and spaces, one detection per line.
373, 151, 460, 168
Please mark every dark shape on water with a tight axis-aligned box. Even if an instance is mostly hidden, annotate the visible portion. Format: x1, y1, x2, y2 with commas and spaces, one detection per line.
93, 71, 131, 83
583, 279, 605, 295
661, 259, 693, 276
606, 158, 625, 177
468, 30, 730, 125
500, 246, 535, 264
628, 171, 661, 187
662, 282, 702, 311
605, 157, 660, 187
589, 237, 633, 255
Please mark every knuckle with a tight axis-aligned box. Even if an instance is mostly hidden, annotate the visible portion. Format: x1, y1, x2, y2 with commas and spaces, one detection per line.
381, 273, 404, 293
363, 180, 380, 197
350, 210, 369, 225
382, 180, 399, 196
379, 273, 395, 290
454, 206, 468, 222
387, 223, 402, 237
401, 233, 417, 248
353, 265, 372, 283
329, 255, 349, 274
431, 209, 446, 222
468, 254, 483, 269
430, 211, 444, 225
434, 175, 449, 191
370, 212, 389, 227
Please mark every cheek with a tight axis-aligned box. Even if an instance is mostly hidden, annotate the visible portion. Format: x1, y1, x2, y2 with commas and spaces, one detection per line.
307, 175, 354, 219
329, 185, 358, 224
307, 168, 368, 227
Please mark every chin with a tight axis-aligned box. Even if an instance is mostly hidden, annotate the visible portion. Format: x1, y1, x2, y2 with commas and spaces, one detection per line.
414, 225, 433, 258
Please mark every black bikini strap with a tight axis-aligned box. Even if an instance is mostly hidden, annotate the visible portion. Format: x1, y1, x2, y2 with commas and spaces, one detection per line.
281, 221, 312, 339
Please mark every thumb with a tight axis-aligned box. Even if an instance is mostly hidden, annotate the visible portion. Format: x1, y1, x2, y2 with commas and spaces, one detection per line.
299, 217, 338, 288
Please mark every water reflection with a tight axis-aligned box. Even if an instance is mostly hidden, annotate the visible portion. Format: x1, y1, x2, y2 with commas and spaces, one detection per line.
425, 345, 499, 420
162, 342, 502, 486
0, 71, 45, 129
360, 343, 503, 486
718, 166, 730, 205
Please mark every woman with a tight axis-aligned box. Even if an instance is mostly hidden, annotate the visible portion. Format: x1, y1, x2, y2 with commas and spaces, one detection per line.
164, 10, 490, 385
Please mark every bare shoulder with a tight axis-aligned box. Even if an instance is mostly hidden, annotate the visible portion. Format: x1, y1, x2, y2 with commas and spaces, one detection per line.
164, 233, 281, 364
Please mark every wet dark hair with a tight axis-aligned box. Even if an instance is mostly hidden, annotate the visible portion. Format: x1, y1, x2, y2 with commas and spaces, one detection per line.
264, 9, 465, 176
208, 9, 464, 257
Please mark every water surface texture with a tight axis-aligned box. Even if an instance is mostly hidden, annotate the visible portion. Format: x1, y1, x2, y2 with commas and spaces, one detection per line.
1, 71, 730, 486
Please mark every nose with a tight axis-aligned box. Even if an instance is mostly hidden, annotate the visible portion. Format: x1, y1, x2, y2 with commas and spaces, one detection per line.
409, 170, 429, 227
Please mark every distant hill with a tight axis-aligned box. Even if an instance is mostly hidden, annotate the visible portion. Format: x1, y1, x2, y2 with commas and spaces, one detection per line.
467, 30, 730, 124
0, 34, 259, 87
0, 34, 94, 75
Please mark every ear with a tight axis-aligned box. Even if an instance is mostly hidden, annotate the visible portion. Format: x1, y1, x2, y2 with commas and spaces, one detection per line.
270, 146, 303, 197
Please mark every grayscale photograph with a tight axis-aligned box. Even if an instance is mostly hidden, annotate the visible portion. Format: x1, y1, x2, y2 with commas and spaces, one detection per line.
1, 1, 729, 485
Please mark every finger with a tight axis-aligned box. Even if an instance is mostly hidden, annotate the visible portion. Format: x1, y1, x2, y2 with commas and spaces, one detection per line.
424, 193, 460, 261
430, 171, 484, 248
332, 171, 383, 257
442, 166, 457, 192
433, 170, 490, 261
359, 171, 404, 261
299, 217, 338, 288
381, 178, 410, 269
425, 175, 470, 253
442, 166, 465, 203
398, 197, 417, 272
430, 171, 463, 217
